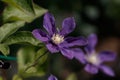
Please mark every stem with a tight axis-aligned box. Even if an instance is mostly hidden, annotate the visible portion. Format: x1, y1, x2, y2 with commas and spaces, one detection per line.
0, 55, 17, 61
24, 50, 48, 72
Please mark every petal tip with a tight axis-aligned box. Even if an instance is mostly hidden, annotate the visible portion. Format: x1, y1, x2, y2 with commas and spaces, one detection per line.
61, 17, 76, 35
48, 74, 58, 80
32, 29, 39, 36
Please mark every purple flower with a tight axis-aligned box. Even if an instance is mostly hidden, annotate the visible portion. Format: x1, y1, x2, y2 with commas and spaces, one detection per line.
48, 75, 58, 80
32, 12, 87, 59
75, 34, 116, 76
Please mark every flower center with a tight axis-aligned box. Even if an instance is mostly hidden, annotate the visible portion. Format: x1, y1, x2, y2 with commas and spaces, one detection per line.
51, 34, 64, 44
86, 53, 100, 65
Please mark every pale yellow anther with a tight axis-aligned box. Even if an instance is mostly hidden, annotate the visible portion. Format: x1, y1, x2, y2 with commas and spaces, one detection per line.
51, 34, 64, 44
86, 53, 100, 65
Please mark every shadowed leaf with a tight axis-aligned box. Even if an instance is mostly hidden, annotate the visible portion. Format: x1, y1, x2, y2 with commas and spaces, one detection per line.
3, 31, 41, 46
0, 21, 25, 42
2, 4, 47, 23
2, 0, 35, 15
0, 44, 9, 56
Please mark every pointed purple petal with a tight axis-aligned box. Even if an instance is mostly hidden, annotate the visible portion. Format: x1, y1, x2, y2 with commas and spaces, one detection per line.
88, 33, 97, 48
85, 46, 95, 54
60, 48, 75, 59
43, 12, 56, 35
85, 33, 97, 53
60, 17, 76, 36
59, 36, 87, 48
32, 29, 49, 42
98, 51, 116, 62
74, 48, 86, 64
64, 36, 87, 47
46, 43, 59, 53
84, 64, 98, 74
48, 75, 58, 80
100, 65, 115, 76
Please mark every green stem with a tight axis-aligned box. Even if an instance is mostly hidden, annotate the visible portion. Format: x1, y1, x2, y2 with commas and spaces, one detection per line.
24, 50, 48, 72
0, 55, 17, 61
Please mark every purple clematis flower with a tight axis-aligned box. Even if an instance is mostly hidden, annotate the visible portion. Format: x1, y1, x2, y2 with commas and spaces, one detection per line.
48, 75, 58, 80
75, 34, 116, 76
32, 12, 87, 59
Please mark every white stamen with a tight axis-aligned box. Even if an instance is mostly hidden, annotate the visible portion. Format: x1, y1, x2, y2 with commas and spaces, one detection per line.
51, 34, 64, 44
86, 53, 100, 65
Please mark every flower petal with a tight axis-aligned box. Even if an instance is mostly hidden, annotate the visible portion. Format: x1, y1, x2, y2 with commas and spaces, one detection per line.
84, 64, 98, 74
74, 48, 86, 64
85, 33, 97, 53
43, 12, 56, 35
98, 51, 116, 62
32, 29, 49, 42
88, 33, 97, 47
48, 75, 58, 80
64, 36, 87, 47
59, 37, 87, 48
60, 17, 76, 36
60, 48, 75, 59
46, 43, 59, 53
100, 65, 115, 76
85, 46, 95, 54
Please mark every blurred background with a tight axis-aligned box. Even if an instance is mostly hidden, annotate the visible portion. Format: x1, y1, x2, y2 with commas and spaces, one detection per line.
0, 0, 120, 80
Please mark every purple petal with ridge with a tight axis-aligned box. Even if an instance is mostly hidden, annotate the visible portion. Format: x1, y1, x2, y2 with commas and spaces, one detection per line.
63, 36, 87, 47
85, 33, 97, 53
98, 51, 116, 62
32, 29, 49, 42
84, 64, 98, 74
46, 43, 59, 53
60, 47, 76, 59
60, 17, 76, 36
43, 12, 56, 35
87, 33, 97, 48
100, 65, 115, 77
74, 48, 86, 64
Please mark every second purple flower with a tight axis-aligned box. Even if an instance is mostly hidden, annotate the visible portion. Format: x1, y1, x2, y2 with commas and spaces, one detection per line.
75, 34, 116, 76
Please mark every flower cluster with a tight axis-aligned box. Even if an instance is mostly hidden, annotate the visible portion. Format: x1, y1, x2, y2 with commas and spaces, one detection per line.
32, 12, 116, 78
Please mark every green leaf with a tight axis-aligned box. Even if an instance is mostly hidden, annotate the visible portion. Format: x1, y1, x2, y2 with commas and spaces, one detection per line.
35, 47, 48, 65
0, 21, 25, 43
12, 75, 23, 80
2, 4, 47, 23
25, 67, 37, 73
0, 44, 10, 56
17, 46, 35, 72
23, 70, 45, 78
17, 46, 46, 78
2, 0, 35, 15
3, 31, 41, 46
